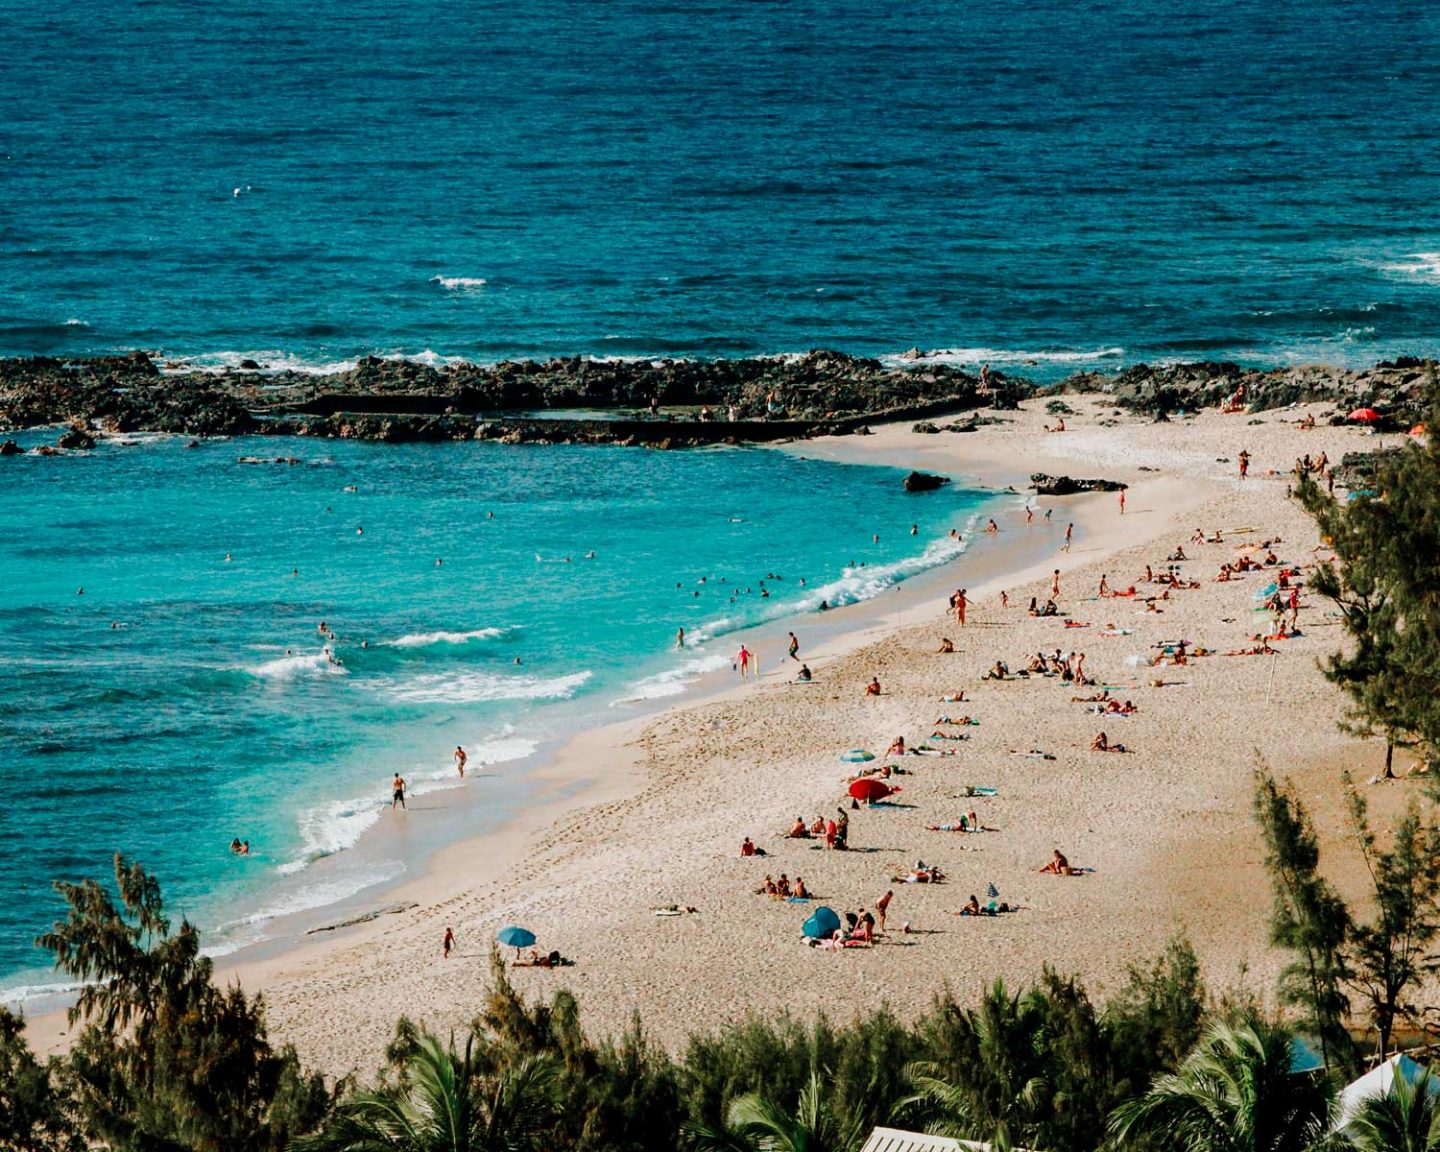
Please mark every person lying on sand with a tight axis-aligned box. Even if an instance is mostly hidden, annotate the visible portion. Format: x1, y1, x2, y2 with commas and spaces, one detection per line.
516, 948, 573, 968
940, 689, 967, 703
1040, 849, 1078, 876
1011, 748, 1057, 760
935, 715, 978, 726
928, 812, 983, 833
1091, 732, 1128, 753
893, 863, 945, 884
936, 637, 955, 653
1073, 690, 1111, 703
1224, 642, 1277, 656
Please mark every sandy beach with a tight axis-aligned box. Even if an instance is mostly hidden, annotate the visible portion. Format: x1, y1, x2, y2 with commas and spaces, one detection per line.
26, 395, 1415, 1077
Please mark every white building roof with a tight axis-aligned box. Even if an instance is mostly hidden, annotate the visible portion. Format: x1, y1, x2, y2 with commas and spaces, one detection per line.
861, 1126, 1036, 1152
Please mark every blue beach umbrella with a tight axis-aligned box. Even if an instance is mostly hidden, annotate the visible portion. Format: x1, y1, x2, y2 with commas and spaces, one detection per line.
803, 906, 842, 939
839, 749, 875, 764
497, 925, 537, 958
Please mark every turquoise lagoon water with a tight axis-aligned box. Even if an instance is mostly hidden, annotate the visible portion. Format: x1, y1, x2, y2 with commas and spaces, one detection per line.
0, 434, 994, 994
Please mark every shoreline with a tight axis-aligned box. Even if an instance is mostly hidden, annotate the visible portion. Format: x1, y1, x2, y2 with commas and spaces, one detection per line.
15, 418, 1097, 1051
23, 396, 1403, 1075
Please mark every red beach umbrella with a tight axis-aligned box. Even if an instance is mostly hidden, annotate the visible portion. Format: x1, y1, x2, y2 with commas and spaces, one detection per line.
1348, 407, 1381, 422
848, 778, 895, 802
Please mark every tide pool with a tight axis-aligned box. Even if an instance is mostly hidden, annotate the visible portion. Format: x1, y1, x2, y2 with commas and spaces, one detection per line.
0, 434, 994, 996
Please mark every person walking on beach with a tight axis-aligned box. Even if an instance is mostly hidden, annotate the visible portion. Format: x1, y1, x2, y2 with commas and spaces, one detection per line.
1026, 506, 1034, 525
1238, 450, 1251, 480
1062, 523, 1074, 552
453, 746, 467, 779
392, 774, 406, 810
787, 631, 800, 661
955, 589, 969, 628
736, 644, 753, 680
1052, 569, 1062, 598
443, 927, 455, 958
1119, 487, 1126, 515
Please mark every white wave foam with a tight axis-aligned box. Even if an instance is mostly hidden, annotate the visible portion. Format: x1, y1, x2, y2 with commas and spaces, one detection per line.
222, 861, 405, 928
385, 627, 506, 648
0, 979, 89, 1010
250, 651, 348, 680
1378, 252, 1440, 282
379, 668, 592, 704
64, 317, 89, 327
885, 346, 1125, 368
431, 275, 488, 291
173, 350, 363, 376
278, 796, 384, 875
612, 652, 731, 705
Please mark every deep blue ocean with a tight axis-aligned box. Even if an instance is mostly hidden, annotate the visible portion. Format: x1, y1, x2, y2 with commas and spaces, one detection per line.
3, 0, 1439, 374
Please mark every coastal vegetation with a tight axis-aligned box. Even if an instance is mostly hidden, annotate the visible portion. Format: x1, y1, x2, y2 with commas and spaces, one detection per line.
0, 851, 1438, 1151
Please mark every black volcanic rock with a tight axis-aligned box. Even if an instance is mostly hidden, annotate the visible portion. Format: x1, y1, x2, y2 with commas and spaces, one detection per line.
1030, 473, 1126, 495
904, 470, 950, 492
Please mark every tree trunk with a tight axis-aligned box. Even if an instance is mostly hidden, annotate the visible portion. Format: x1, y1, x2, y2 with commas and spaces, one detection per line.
1385, 739, 1396, 780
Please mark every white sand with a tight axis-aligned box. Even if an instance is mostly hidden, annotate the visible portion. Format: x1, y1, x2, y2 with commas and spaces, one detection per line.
27, 397, 1415, 1076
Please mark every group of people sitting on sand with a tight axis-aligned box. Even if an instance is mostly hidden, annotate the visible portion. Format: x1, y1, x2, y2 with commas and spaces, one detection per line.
959, 893, 1014, 916
808, 906, 880, 949
1027, 597, 1061, 617
756, 873, 809, 899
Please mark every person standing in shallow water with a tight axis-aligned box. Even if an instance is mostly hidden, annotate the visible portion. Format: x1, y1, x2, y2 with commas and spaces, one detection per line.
392, 773, 406, 810
453, 746, 467, 779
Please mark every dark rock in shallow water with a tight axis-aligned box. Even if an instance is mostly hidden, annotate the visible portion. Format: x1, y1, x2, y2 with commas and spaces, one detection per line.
238, 358, 262, 370
0, 439, 22, 456
58, 426, 96, 450
904, 470, 950, 492
1030, 473, 1125, 495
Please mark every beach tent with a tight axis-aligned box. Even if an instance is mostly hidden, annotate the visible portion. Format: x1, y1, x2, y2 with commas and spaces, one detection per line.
860, 1126, 1037, 1152
802, 906, 842, 939
1336, 1053, 1435, 1129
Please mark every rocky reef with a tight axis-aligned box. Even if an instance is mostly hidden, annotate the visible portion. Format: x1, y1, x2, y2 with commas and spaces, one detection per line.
1058, 358, 1437, 427
0, 349, 1015, 443
0, 349, 1435, 448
